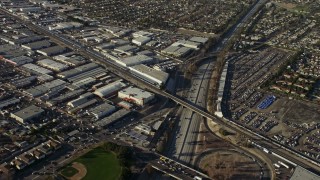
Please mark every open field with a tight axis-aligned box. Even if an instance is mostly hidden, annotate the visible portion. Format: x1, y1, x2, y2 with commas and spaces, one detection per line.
199, 150, 261, 180
60, 147, 122, 180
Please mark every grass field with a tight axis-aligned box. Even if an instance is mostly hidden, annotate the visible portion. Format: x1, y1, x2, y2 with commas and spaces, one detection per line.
74, 147, 122, 180
60, 166, 79, 178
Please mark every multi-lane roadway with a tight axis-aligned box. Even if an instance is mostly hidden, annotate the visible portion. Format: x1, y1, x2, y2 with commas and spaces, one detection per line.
167, 0, 269, 165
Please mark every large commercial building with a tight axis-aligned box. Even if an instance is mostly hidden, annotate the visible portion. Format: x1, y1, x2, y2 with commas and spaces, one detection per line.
67, 92, 94, 108
94, 80, 127, 98
22, 63, 53, 75
48, 22, 83, 31
2, 56, 33, 66
94, 109, 131, 127
132, 36, 151, 46
89, 103, 116, 120
10, 105, 44, 124
37, 46, 67, 56
116, 55, 154, 67
37, 59, 69, 72
21, 40, 51, 50
130, 64, 169, 87
57, 62, 99, 79
118, 86, 155, 106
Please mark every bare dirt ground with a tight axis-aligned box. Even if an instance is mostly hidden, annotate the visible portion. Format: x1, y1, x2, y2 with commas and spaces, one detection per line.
70, 162, 87, 180
271, 98, 320, 124
199, 150, 261, 180
273, 2, 297, 9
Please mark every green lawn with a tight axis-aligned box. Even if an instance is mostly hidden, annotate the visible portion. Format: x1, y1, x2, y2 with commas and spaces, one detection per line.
74, 147, 122, 180
60, 166, 79, 177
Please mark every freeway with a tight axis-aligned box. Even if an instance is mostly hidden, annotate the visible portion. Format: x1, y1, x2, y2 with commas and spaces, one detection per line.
166, 0, 269, 165
2, 0, 320, 174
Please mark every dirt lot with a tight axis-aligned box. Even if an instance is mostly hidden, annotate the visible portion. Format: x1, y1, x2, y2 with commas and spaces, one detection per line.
199, 150, 261, 180
271, 98, 320, 124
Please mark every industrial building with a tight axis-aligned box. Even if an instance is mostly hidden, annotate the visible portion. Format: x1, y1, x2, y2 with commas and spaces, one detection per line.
67, 67, 106, 83
161, 45, 192, 57
114, 45, 139, 55
95, 43, 115, 51
53, 53, 86, 66
10, 105, 44, 124
37, 59, 69, 72
22, 63, 53, 75
57, 62, 99, 79
72, 77, 96, 89
132, 36, 151, 46
116, 55, 154, 67
37, 46, 67, 56
67, 92, 94, 108
171, 40, 201, 50
23, 79, 66, 97
94, 108, 131, 127
94, 80, 127, 98
10, 76, 37, 88
130, 64, 169, 87
89, 103, 116, 120
48, 22, 83, 31
132, 31, 154, 38
2, 56, 33, 66
46, 89, 85, 106
118, 86, 155, 106
0, 44, 34, 58
0, 98, 20, 110
13, 36, 45, 45
189, 36, 209, 44
21, 40, 51, 50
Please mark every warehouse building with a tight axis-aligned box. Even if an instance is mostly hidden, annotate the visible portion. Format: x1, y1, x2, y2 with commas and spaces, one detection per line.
114, 45, 139, 55
0, 98, 20, 110
46, 89, 85, 106
94, 80, 127, 98
57, 62, 99, 79
37, 46, 67, 56
53, 53, 86, 66
23, 79, 67, 97
132, 36, 151, 46
171, 40, 201, 50
22, 63, 53, 75
0, 44, 34, 58
94, 109, 131, 127
161, 45, 192, 57
10, 105, 44, 124
11, 76, 37, 88
94, 43, 115, 51
37, 59, 69, 72
3, 56, 33, 66
189, 36, 209, 44
116, 55, 154, 67
48, 22, 83, 31
72, 77, 96, 89
132, 31, 154, 38
67, 92, 94, 108
14, 36, 45, 45
130, 64, 169, 87
89, 103, 116, 120
21, 40, 51, 50
67, 67, 106, 83
118, 86, 155, 106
